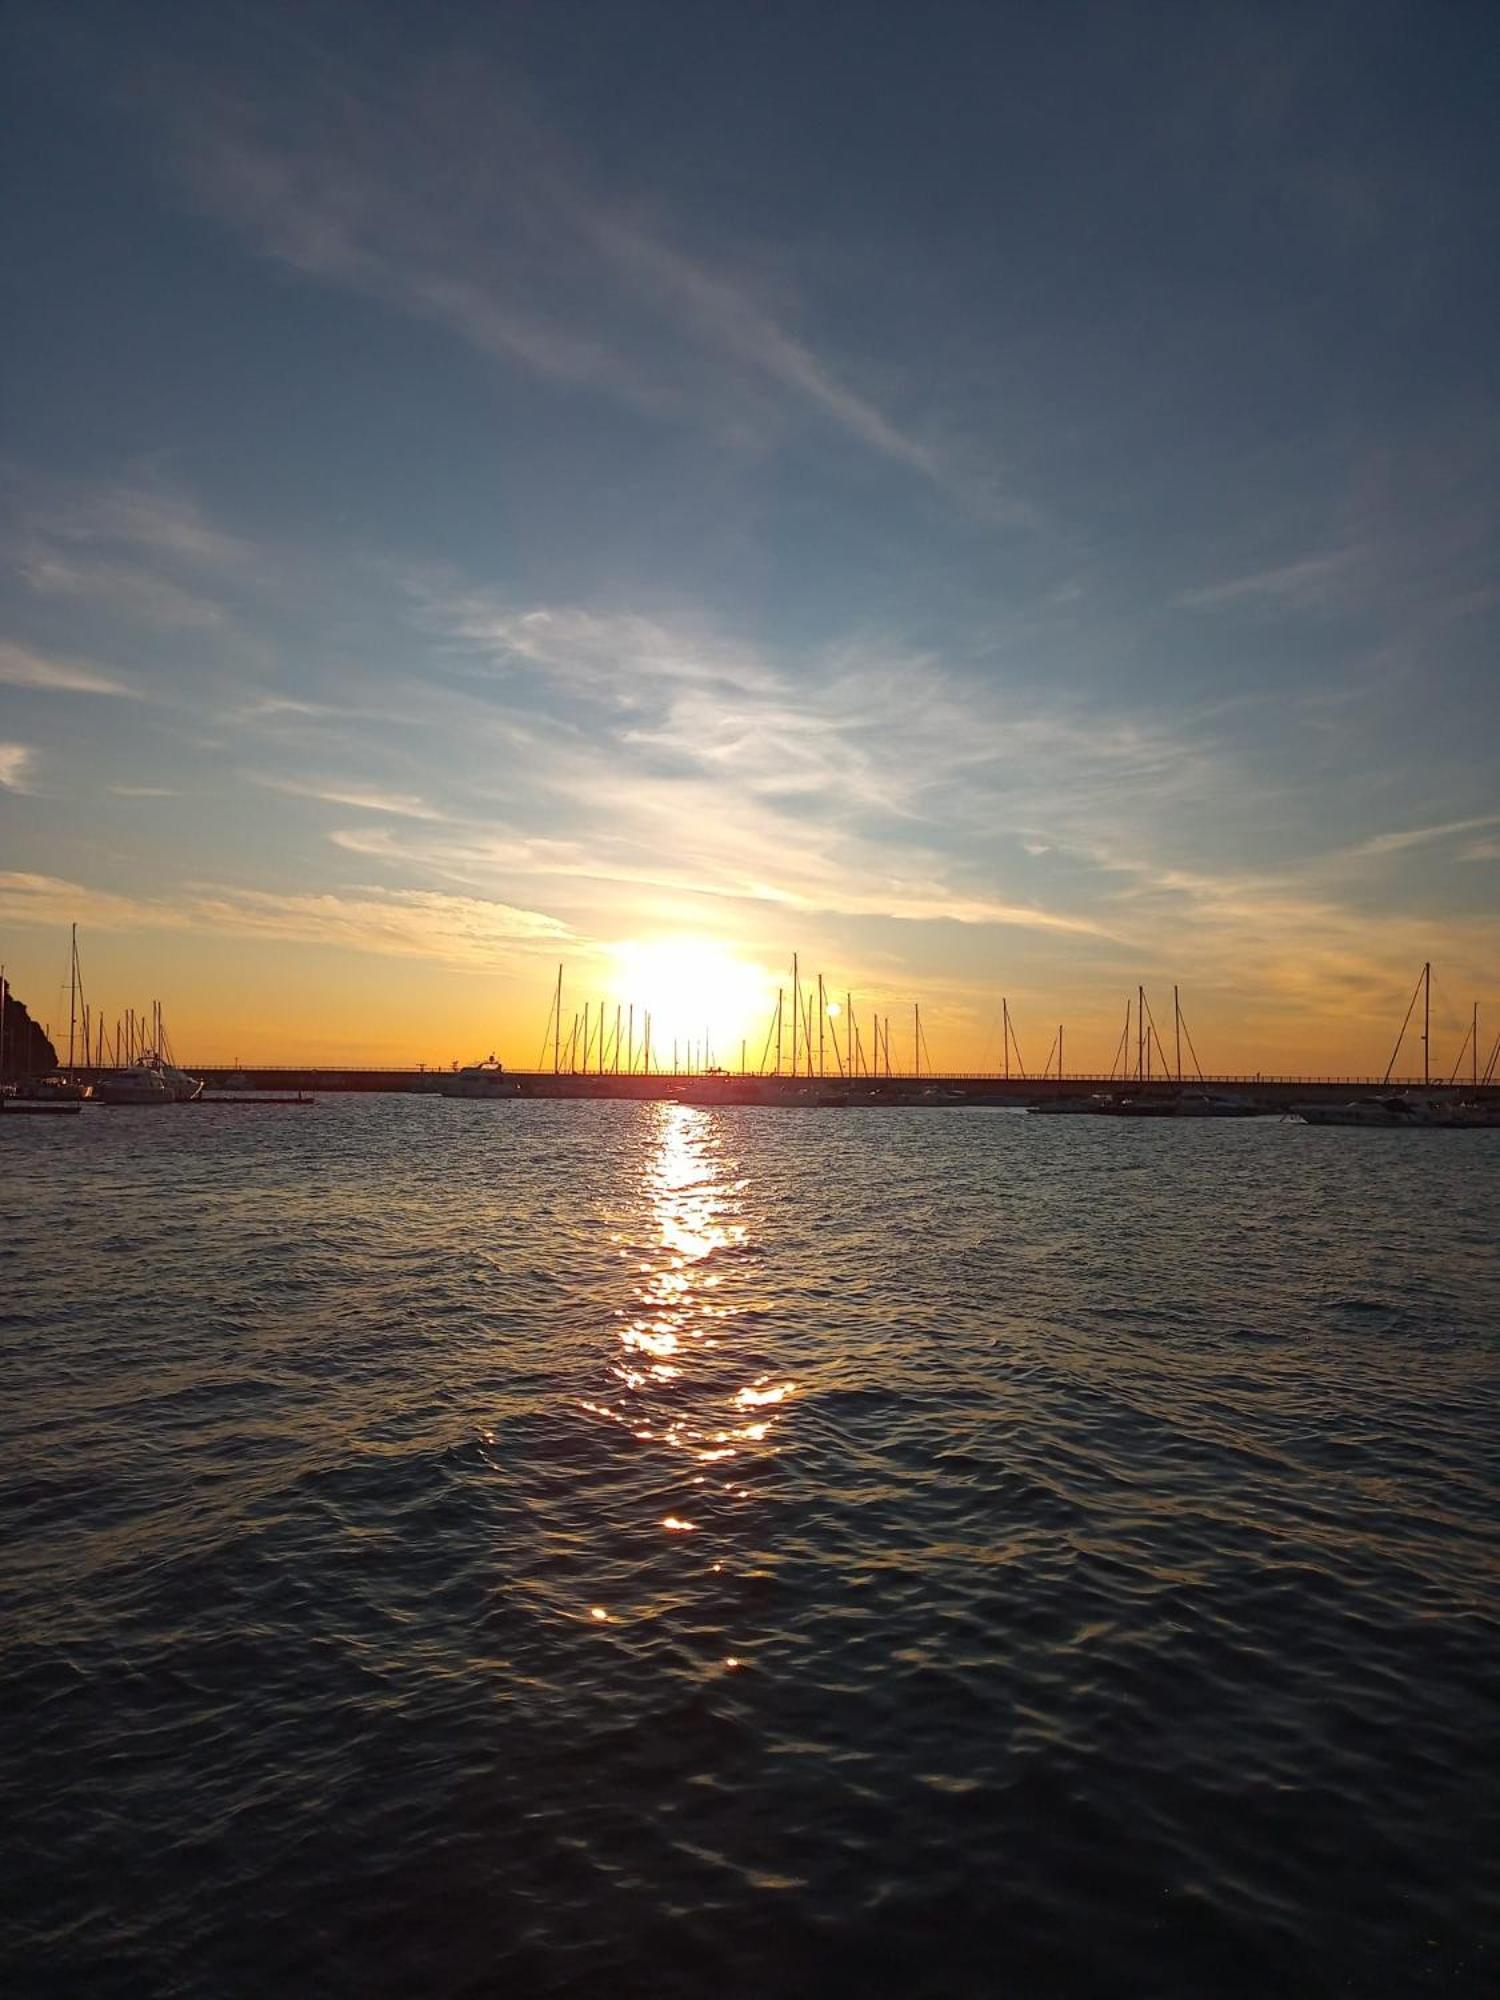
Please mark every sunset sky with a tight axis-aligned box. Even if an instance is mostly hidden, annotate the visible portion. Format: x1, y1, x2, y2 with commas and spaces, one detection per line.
2, 1, 1498, 1074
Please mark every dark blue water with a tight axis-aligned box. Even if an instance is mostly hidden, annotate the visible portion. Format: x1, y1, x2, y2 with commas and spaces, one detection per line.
3, 1098, 1497, 1996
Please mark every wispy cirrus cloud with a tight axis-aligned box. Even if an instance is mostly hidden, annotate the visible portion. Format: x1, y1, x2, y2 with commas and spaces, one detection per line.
0, 870, 569, 966
1174, 549, 1358, 611
329, 811, 1109, 938
329, 583, 1227, 936
0, 638, 139, 697
429, 583, 1239, 834
19, 552, 226, 630
56, 482, 253, 574
0, 744, 33, 791
347, 577, 1498, 1054
1341, 813, 1500, 860
166, 62, 994, 506
2, 471, 264, 670
411, 582, 779, 704
2, 469, 254, 575
250, 774, 449, 821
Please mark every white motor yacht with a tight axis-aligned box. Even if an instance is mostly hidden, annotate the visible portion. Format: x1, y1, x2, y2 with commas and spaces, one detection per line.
441, 1056, 520, 1099
95, 1064, 172, 1105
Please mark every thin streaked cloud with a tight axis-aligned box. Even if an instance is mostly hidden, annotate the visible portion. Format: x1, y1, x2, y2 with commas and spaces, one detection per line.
19, 552, 226, 630
1343, 814, 1500, 860
0, 639, 138, 697
1174, 550, 1359, 612
250, 775, 450, 821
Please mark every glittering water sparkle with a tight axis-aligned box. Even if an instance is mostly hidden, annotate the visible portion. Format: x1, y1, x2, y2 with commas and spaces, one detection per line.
2, 1098, 1497, 1997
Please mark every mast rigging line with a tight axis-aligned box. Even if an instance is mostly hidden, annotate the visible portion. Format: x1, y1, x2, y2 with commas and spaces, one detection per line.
1140, 990, 1176, 1084
1448, 1002, 1478, 1087
1382, 964, 1428, 1086
1109, 1004, 1131, 1082
758, 996, 780, 1077
1173, 991, 1207, 1085
535, 980, 558, 1072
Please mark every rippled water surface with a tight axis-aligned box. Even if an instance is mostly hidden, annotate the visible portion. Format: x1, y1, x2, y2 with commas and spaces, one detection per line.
3, 1098, 1497, 1996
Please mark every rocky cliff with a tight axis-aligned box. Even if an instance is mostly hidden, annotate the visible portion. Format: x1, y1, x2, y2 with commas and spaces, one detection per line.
1, 982, 59, 1080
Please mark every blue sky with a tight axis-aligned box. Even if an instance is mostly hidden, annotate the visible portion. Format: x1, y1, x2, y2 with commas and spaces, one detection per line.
2, 0, 1498, 1068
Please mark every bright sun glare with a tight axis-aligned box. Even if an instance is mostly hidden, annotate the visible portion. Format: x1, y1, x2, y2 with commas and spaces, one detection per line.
608, 938, 773, 1063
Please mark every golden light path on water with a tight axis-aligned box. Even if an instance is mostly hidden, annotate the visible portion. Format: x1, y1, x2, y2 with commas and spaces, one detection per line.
579, 1104, 796, 1649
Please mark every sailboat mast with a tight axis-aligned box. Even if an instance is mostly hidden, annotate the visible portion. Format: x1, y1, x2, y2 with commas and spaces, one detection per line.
818, 975, 826, 1078
1423, 960, 1431, 1086
554, 964, 563, 1073
792, 954, 800, 1079
68, 923, 78, 1075
913, 1003, 920, 1077
1002, 998, 1009, 1081
1174, 984, 1182, 1084
1137, 985, 1145, 1083
1058, 1023, 1063, 1082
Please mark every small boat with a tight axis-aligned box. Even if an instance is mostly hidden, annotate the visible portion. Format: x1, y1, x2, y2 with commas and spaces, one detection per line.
441, 1056, 520, 1099
1298, 1095, 1500, 1129
2, 1078, 84, 1115
8, 1073, 88, 1105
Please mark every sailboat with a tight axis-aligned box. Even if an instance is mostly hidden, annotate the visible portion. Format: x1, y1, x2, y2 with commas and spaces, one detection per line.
1295, 965, 1500, 1127
2, 956, 83, 1111
4, 927, 89, 1107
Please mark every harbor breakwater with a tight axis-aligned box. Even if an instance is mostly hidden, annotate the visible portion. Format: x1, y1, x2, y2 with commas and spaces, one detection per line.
69, 1068, 1500, 1108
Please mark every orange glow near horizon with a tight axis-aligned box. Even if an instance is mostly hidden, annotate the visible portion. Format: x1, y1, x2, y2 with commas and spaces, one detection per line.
2, 918, 1493, 1081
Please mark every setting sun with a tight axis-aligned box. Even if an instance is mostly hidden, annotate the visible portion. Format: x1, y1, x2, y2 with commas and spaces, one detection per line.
607, 938, 774, 1067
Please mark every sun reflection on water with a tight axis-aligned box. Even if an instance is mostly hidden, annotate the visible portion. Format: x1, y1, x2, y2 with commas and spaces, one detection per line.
582, 1105, 798, 1570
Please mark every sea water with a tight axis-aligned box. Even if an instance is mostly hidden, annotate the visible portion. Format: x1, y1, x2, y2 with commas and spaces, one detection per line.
2, 1098, 1496, 1995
